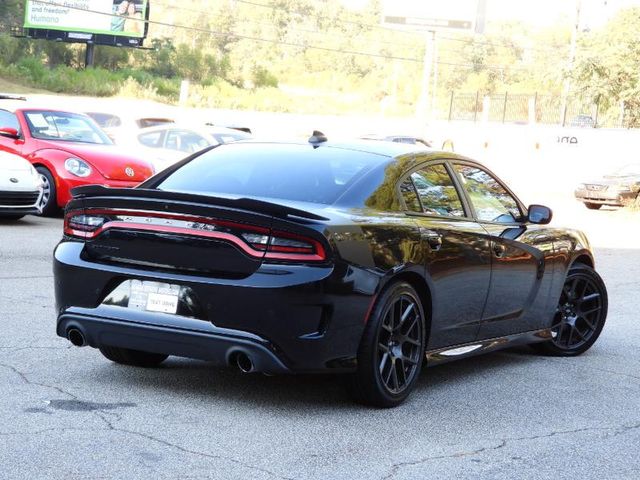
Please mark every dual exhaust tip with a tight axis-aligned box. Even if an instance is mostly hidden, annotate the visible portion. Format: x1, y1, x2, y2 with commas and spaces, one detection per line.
67, 328, 86, 347
67, 328, 257, 374
233, 352, 255, 373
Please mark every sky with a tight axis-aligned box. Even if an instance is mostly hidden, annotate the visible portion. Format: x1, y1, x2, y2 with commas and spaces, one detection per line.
341, 0, 640, 30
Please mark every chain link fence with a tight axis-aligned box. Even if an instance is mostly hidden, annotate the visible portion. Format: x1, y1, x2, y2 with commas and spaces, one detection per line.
442, 92, 630, 128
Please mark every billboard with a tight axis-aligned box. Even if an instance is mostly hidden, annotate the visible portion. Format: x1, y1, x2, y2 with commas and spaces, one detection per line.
382, 0, 485, 33
23, 0, 149, 46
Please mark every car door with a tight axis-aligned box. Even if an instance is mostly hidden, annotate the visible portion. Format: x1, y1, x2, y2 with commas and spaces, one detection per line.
0, 110, 24, 156
399, 161, 492, 349
451, 162, 553, 338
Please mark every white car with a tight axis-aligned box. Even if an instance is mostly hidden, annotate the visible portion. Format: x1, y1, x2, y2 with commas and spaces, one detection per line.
0, 150, 43, 220
136, 124, 252, 172
84, 111, 176, 145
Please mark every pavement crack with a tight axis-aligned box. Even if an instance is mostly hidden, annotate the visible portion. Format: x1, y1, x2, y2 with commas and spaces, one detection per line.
380, 422, 640, 479
0, 362, 78, 399
92, 411, 296, 480
543, 358, 640, 383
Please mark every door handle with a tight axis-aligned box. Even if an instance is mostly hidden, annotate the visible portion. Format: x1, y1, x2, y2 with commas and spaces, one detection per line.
493, 243, 506, 258
420, 229, 442, 252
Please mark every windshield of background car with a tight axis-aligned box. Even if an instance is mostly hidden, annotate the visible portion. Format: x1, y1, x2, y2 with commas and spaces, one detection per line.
24, 110, 112, 145
156, 143, 388, 204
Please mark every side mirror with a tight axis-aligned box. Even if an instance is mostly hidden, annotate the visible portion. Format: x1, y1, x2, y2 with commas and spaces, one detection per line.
528, 204, 553, 224
0, 127, 19, 139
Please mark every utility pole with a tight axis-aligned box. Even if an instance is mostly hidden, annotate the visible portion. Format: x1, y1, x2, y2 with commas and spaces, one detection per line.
416, 30, 436, 122
560, 0, 581, 125
431, 33, 439, 120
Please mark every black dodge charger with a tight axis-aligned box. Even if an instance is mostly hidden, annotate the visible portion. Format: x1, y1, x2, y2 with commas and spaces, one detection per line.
54, 137, 608, 407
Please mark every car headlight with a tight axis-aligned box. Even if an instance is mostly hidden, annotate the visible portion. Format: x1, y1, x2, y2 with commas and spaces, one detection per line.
64, 157, 92, 177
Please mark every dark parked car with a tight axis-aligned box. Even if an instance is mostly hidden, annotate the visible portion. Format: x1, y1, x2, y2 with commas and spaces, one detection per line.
55, 138, 608, 407
575, 163, 640, 209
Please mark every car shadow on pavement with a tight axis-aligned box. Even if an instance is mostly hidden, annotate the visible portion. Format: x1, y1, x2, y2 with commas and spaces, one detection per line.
87, 346, 539, 410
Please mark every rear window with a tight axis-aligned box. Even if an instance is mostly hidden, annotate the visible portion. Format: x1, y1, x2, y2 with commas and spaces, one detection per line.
137, 118, 174, 128
156, 143, 387, 205
86, 112, 122, 128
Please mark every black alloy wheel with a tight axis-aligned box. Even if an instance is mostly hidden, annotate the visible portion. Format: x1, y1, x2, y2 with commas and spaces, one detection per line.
534, 264, 607, 356
350, 282, 425, 407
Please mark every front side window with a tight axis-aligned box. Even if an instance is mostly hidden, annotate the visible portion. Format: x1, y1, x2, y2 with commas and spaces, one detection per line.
453, 164, 522, 223
165, 130, 210, 153
24, 110, 112, 145
409, 164, 465, 217
138, 131, 163, 148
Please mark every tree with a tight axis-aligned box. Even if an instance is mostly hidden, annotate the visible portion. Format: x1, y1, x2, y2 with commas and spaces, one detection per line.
573, 8, 640, 127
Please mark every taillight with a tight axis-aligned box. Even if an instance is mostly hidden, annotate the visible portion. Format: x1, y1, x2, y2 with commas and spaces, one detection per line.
64, 209, 326, 262
241, 231, 325, 262
64, 212, 107, 238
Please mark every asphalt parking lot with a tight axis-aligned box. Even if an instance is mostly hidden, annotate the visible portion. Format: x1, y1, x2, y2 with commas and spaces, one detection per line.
1, 203, 639, 480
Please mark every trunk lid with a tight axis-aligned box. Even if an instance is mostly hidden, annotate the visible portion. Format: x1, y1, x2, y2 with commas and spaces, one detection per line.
66, 186, 329, 278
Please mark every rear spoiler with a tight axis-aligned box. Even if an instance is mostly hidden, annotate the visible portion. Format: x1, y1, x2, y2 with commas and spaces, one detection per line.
70, 185, 329, 222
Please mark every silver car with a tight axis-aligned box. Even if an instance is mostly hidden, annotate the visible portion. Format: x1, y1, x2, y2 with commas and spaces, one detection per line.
575, 163, 640, 209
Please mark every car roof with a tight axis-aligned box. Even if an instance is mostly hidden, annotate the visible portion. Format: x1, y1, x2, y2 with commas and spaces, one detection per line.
233, 138, 429, 157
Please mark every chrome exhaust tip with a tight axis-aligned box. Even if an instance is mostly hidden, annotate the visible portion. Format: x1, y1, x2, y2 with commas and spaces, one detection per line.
67, 328, 86, 347
235, 352, 254, 373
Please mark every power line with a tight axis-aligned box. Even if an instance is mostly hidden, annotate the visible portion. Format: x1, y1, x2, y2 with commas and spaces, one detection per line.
148, 0, 536, 69
223, 0, 572, 55
151, 0, 423, 50
22, 1, 532, 72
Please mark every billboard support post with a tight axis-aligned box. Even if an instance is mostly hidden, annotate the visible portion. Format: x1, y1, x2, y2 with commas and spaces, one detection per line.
84, 43, 95, 69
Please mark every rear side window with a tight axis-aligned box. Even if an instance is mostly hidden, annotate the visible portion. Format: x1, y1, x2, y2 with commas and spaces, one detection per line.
399, 178, 421, 212
156, 144, 386, 205
410, 164, 465, 217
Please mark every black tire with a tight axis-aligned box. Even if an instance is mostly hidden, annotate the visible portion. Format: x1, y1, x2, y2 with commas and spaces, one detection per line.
349, 282, 426, 408
0, 215, 24, 220
584, 202, 602, 210
99, 345, 168, 367
533, 264, 607, 356
35, 166, 59, 216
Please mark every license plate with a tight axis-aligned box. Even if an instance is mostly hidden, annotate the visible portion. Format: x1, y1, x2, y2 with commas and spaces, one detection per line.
146, 292, 179, 314
127, 280, 180, 314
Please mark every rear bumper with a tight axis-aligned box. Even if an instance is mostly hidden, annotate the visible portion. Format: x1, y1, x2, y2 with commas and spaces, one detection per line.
54, 241, 377, 373
57, 308, 290, 374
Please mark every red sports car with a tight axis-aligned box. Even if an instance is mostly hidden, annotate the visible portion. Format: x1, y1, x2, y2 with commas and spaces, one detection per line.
0, 104, 154, 215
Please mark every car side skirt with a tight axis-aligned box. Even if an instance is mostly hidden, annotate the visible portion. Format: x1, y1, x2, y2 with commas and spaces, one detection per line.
425, 328, 552, 366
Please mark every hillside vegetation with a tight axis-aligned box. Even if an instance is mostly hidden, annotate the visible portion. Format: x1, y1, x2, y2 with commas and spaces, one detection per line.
1, 1, 639, 122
